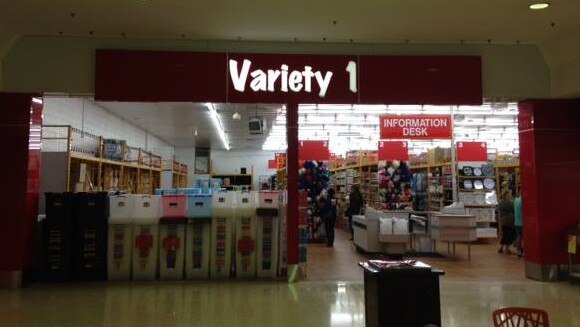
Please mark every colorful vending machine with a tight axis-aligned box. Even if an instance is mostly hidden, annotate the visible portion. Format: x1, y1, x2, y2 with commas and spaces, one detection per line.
234, 191, 257, 278
42, 192, 75, 282
74, 192, 109, 280
159, 194, 187, 280
107, 194, 136, 280
131, 195, 161, 281
256, 191, 280, 278
185, 189, 212, 279
210, 190, 234, 278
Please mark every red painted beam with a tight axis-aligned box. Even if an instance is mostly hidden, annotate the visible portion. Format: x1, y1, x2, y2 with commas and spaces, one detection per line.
286, 103, 299, 265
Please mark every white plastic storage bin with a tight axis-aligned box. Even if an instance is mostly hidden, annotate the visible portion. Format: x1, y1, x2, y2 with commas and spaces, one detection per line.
132, 224, 159, 281
185, 220, 211, 279
210, 191, 234, 278
159, 222, 186, 280
131, 195, 161, 280
162, 195, 188, 218
107, 224, 133, 280
109, 194, 136, 222
133, 195, 161, 220
256, 202, 279, 278
258, 191, 279, 209
187, 194, 212, 218
234, 192, 257, 278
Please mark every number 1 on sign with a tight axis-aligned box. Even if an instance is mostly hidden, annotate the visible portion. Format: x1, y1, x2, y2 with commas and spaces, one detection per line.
346, 61, 357, 93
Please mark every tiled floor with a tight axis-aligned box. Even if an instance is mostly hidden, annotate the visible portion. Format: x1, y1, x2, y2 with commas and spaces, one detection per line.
1, 228, 578, 327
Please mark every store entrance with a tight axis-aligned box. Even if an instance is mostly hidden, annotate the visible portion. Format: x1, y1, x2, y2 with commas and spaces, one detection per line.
38, 97, 525, 283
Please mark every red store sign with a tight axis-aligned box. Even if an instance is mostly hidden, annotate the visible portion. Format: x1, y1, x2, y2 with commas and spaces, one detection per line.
456, 141, 488, 162
95, 50, 482, 105
299, 141, 330, 161
378, 141, 409, 161
380, 115, 453, 139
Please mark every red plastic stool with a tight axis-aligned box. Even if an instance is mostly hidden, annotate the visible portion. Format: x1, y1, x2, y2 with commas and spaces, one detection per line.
493, 307, 550, 327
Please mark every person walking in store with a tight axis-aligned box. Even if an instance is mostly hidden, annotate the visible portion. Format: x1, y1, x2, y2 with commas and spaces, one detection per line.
321, 188, 337, 247
498, 191, 516, 254
347, 184, 364, 241
514, 191, 524, 258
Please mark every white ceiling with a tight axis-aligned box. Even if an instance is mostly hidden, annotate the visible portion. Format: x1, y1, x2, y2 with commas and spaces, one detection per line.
0, 1, 578, 44
96, 101, 283, 150
95, 99, 519, 156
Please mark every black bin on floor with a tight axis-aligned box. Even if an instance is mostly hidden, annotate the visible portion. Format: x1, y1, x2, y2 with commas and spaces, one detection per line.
42, 193, 75, 282
359, 260, 444, 327
74, 192, 109, 280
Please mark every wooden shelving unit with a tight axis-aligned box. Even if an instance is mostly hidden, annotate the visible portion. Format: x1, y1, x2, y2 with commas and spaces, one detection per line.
42, 125, 161, 194
211, 166, 254, 190
162, 158, 188, 189
495, 160, 520, 197
410, 162, 453, 211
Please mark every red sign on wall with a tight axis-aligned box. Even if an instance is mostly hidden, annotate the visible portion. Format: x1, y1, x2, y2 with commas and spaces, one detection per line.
456, 141, 488, 162
299, 141, 330, 161
95, 50, 483, 105
378, 141, 409, 161
268, 159, 277, 169
275, 153, 287, 169
380, 115, 453, 139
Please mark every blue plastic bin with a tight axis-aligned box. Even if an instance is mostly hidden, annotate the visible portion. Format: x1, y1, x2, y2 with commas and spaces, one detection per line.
187, 194, 212, 218
177, 188, 201, 195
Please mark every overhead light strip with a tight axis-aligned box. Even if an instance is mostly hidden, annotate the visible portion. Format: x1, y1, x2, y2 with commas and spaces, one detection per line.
205, 102, 231, 150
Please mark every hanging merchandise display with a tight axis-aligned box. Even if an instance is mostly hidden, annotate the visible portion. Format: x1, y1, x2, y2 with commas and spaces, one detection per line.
299, 161, 331, 242
256, 191, 280, 278
210, 190, 234, 278
159, 194, 187, 280
132, 195, 161, 280
234, 192, 258, 278
185, 190, 212, 279
378, 161, 413, 210
107, 194, 136, 280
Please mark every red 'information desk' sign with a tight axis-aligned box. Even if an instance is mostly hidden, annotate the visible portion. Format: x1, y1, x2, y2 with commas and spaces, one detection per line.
378, 141, 409, 161
299, 141, 330, 161
380, 115, 452, 140
456, 141, 488, 162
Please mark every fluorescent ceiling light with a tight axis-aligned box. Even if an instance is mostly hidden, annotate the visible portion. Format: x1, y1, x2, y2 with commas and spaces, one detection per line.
529, 3, 549, 10
205, 103, 230, 150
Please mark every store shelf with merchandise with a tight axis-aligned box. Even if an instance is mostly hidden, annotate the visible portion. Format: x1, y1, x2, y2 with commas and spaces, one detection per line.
457, 162, 499, 239
162, 157, 188, 189
42, 125, 162, 194
210, 166, 254, 191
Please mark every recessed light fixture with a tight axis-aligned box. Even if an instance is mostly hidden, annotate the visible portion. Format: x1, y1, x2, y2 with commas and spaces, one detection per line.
529, 3, 549, 10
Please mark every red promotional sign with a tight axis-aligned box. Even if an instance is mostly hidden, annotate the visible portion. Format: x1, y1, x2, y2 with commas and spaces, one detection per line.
299, 141, 330, 161
268, 159, 277, 169
456, 142, 488, 162
275, 153, 287, 169
380, 115, 452, 139
378, 141, 409, 161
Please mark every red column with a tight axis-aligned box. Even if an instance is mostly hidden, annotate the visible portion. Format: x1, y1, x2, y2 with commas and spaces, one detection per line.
518, 99, 580, 280
0, 92, 42, 288
286, 103, 299, 265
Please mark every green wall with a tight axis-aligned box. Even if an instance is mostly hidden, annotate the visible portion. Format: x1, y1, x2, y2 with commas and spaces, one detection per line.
2, 35, 550, 99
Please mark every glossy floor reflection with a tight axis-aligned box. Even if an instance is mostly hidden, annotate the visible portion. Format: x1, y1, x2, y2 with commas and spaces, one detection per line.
1, 280, 579, 327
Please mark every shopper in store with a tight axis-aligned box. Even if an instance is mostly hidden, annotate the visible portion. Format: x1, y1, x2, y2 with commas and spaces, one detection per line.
321, 188, 337, 247
347, 184, 364, 241
498, 191, 516, 254
514, 191, 524, 258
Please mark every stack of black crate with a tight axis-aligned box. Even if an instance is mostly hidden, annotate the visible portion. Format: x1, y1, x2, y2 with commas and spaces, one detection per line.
42, 192, 109, 281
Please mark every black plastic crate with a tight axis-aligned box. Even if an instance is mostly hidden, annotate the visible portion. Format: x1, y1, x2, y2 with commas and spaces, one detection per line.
42, 193, 75, 282
73, 192, 109, 280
